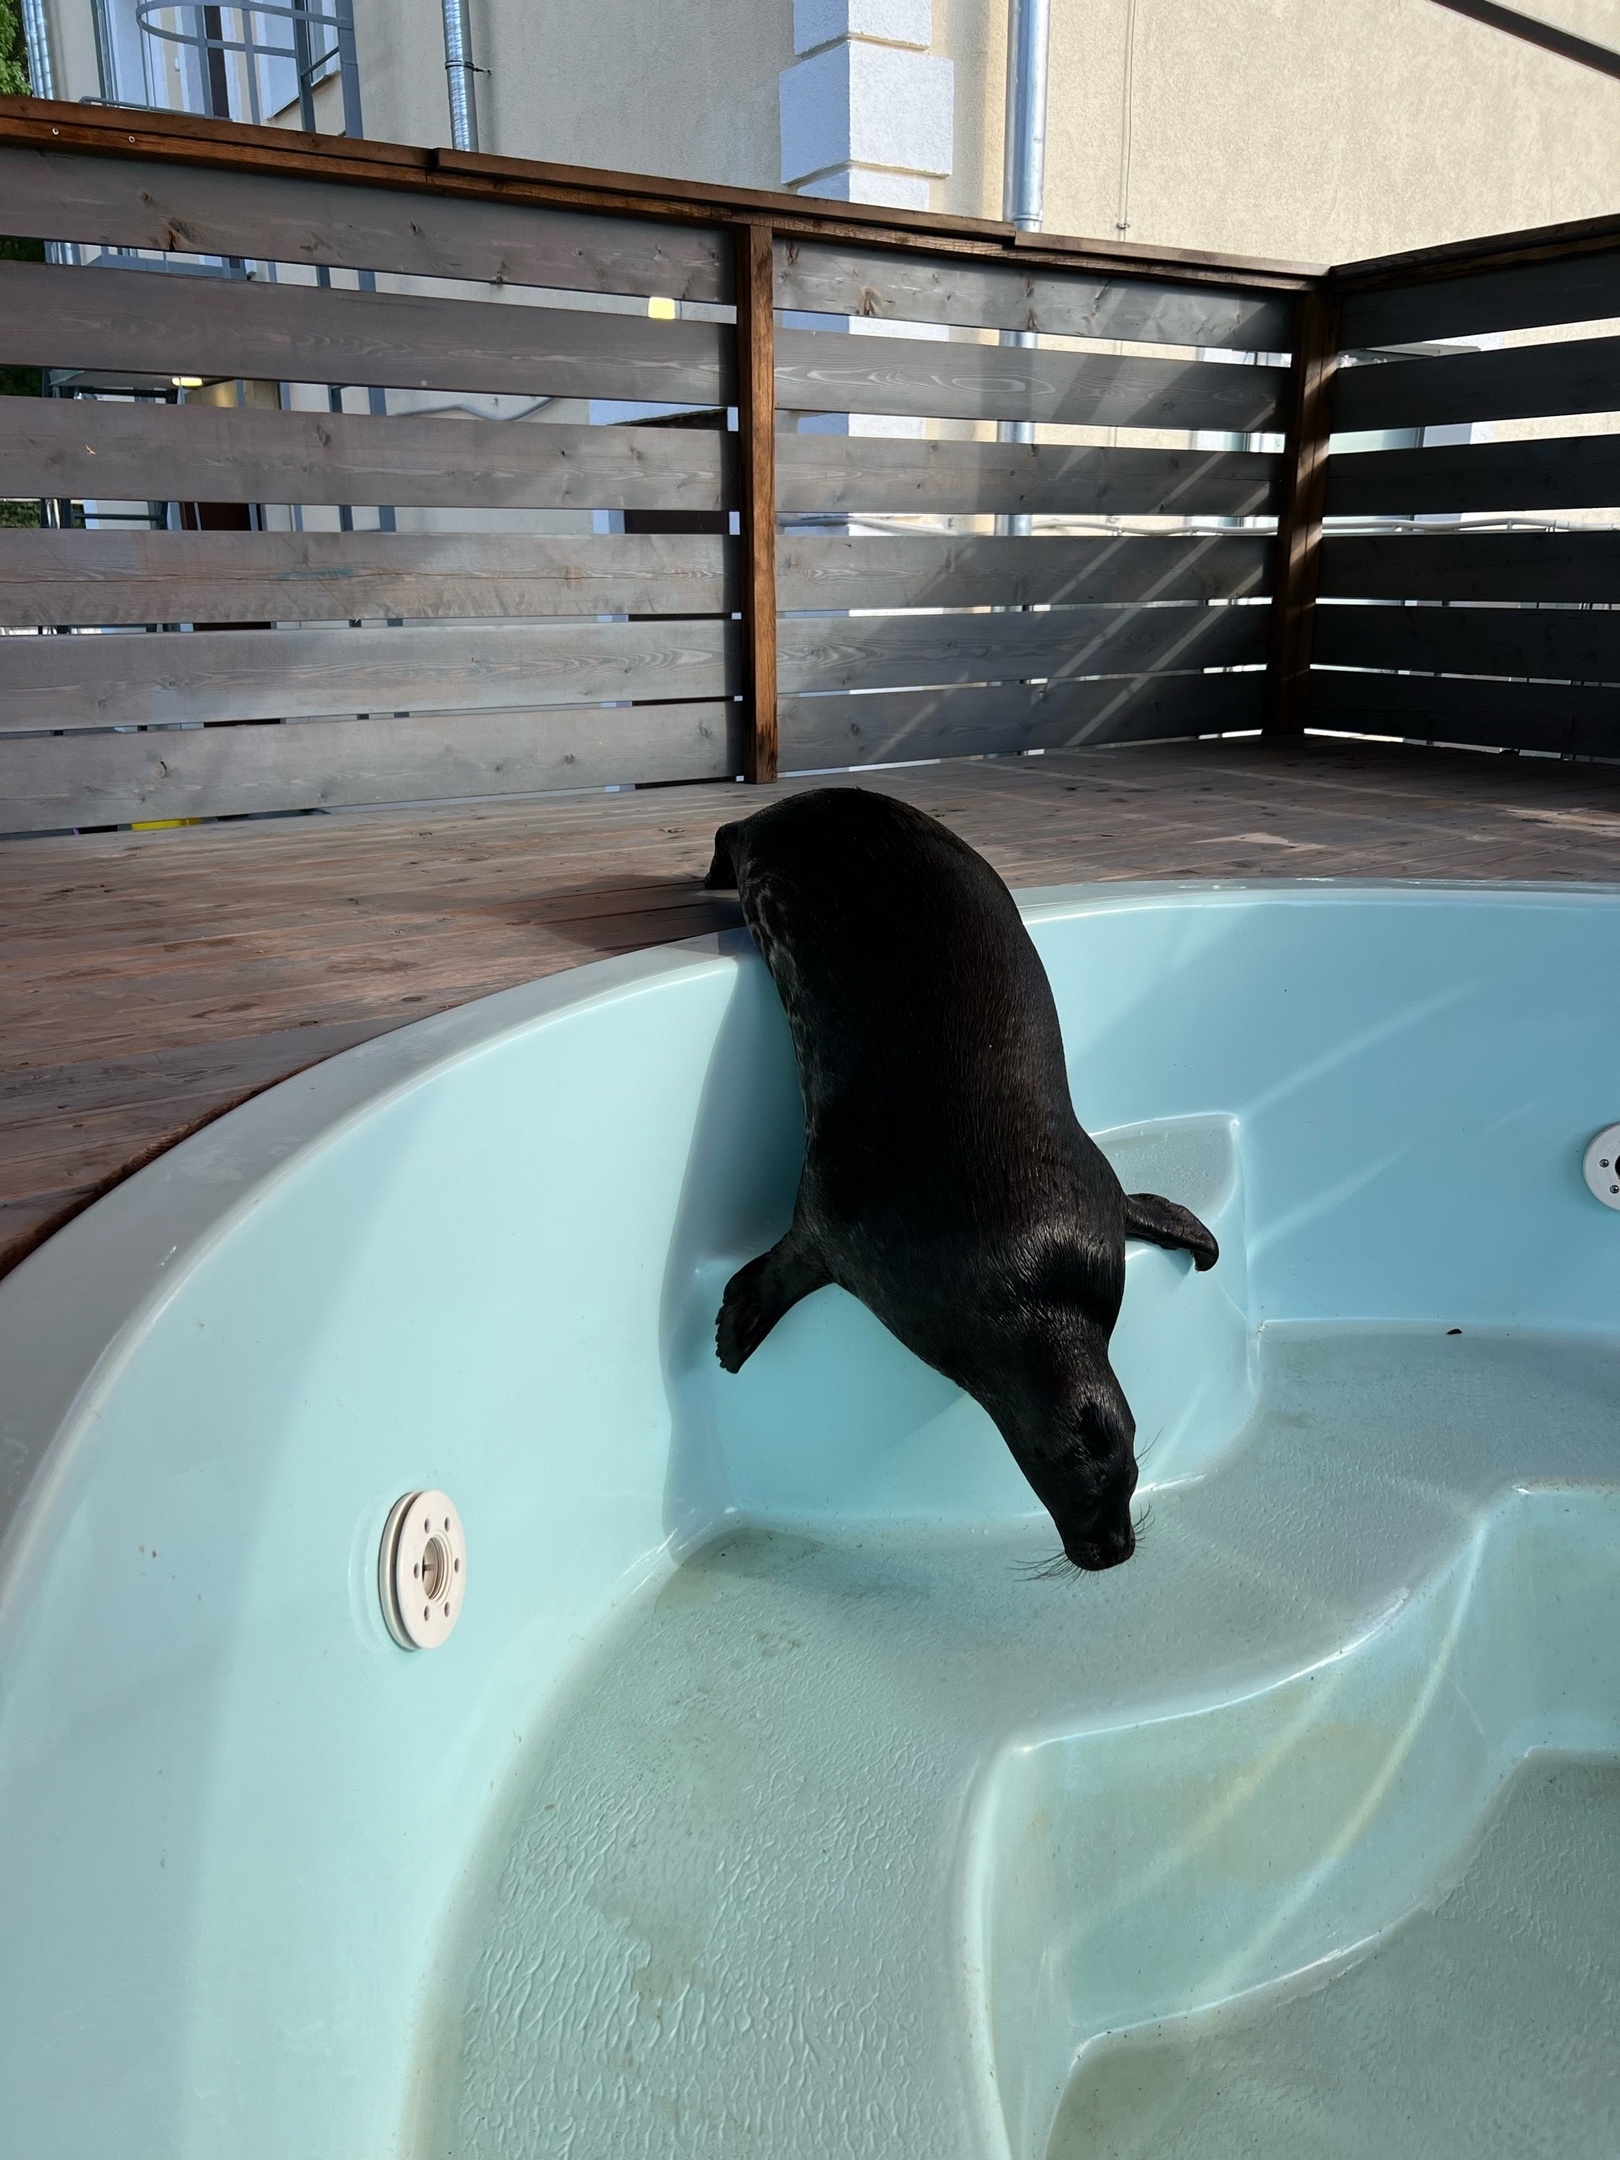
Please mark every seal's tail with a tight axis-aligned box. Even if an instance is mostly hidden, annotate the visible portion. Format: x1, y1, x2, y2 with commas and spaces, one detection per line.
702, 821, 741, 890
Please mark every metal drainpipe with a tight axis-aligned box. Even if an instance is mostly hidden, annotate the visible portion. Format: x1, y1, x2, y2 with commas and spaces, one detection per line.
20, 0, 56, 97
1003, 0, 1050, 235
442, 0, 480, 152
22, 0, 73, 266
998, 0, 1049, 538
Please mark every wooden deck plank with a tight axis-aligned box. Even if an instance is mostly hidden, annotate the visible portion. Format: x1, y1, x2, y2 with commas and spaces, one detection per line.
3, 733, 1618, 1282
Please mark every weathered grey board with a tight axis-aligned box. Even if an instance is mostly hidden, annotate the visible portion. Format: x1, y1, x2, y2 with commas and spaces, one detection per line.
1324, 433, 1620, 517
0, 145, 730, 302
1339, 250, 1620, 350
777, 601, 1266, 693
775, 239, 1294, 350
0, 529, 736, 628
779, 669, 1262, 767
1320, 529, 1620, 603
1312, 600, 1620, 685
0, 259, 730, 403
0, 616, 737, 734
0, 701, 740, 833
2, 396, 731, 512
773, 325, 1285, 428
1308, 665, 1620, 757
1334, 334, 1620, 434
776, 531, 1270, 611
776, 434, 1279, 515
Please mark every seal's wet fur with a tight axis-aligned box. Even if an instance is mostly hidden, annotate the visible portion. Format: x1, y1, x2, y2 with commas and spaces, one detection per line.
704, 788, 1217, 1572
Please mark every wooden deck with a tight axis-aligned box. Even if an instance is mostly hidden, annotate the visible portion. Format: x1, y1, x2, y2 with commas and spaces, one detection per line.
5, 732, 1619, 1282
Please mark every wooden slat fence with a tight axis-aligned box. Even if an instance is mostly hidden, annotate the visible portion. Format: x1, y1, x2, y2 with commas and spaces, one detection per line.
6, 98, 1618, 835
1275, 216, 1620, 756
0, 99, 1300, 834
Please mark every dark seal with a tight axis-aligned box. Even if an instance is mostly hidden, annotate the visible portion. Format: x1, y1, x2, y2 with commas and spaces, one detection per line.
704, 787, 1217, 1573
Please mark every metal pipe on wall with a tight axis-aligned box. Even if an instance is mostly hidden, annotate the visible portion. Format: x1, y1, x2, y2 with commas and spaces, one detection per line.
19, 0, 55, 97
1002, 0, 1050, 234
998, 0, 1050, 535
442, 0, 480, 152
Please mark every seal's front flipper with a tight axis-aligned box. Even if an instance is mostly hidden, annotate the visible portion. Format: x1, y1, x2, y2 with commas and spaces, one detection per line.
716, 1232, 830, 1372
703, 822, 741, 890
1124, 1192, 1220, 1272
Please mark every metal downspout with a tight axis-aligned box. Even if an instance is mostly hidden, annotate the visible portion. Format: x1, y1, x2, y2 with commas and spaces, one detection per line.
19, 0, 55, 97
1003, 0, 1050, 235
999, 0, 1050, 538
442, 0, 480, 152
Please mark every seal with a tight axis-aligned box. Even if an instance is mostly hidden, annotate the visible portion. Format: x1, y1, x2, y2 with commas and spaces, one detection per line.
704, 787, 1217, 1573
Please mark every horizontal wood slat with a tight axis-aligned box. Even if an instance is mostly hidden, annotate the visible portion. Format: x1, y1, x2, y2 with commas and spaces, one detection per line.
780, 670, 1262, 767
0, 259, 731, 404
0, 617, 737, 734
1324, 432, 1620, 516
0, 701, 740, 833
1307, 665, 1620, 756
776, 532, 1270, 611
1334, 334, 1620, 434
1, 396, 732, 512
775, 434, 1279, 515
774, 325, 1285, 427
1338, 248, 1620, 350
777, 602, 1266, 693
1313, 600, 1620, 684
0, 144, 731, 301
1320, 530, 1620, 602
0, 97, 1317, 294
775, 239, 1293, 349
0, 529, 736, 628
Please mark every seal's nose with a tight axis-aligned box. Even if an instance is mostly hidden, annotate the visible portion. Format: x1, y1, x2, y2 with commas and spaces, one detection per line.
1064, 1519, 1136, 1572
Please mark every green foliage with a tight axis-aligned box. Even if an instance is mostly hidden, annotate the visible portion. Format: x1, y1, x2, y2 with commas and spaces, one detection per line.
0, 9, 55, 428
0, 499, 41, 526
0, 230, 45, 394
0, 0, 31, 98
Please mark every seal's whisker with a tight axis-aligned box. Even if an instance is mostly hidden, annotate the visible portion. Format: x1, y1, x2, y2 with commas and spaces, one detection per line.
1014, 1548, 1080, 1582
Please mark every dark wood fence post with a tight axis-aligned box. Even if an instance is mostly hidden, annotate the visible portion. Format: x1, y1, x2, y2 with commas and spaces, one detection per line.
1264, 284, 1341, 735
734, 221, 778, 783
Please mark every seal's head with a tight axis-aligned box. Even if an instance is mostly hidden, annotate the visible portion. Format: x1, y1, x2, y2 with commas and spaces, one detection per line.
985, 1336, 1140, 1573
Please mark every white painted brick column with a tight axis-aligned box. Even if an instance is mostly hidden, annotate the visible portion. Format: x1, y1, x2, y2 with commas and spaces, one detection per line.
780, 1, 954, 458
779, 0, 953, 212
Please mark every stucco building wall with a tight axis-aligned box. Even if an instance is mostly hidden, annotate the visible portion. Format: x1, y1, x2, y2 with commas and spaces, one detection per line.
37, 0, 1620, 264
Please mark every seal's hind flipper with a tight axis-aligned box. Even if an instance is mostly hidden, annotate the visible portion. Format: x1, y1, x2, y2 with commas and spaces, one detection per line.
1124, 1193, 1220, 1272
703, 822, 741, 890
716, 1232, 831, 1372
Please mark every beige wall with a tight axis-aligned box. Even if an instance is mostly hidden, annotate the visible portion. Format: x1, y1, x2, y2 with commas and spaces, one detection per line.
352, 0, 793, 191
40, 0, 1620, 268
963, 0, 1620, 266
440, 0, 1620, 266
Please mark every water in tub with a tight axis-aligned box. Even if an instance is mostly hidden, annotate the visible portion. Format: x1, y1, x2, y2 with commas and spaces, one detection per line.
426, 1316, 1620, 2155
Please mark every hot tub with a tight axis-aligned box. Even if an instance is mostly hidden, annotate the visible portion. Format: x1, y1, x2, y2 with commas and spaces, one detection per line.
2, 882, 1617, 2159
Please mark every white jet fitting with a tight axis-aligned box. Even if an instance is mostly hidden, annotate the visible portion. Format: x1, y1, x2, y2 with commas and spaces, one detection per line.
379, 1490, 466, 1649
1583, 1125, 1620, 1211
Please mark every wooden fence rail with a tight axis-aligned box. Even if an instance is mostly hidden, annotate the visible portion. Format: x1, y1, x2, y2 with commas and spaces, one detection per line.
1, 95, 1617, 835
1305, 207, 1620, 756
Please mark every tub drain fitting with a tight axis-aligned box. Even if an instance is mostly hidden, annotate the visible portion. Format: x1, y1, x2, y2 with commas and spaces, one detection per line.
379, 1490, 466, 1649
1583, 1126, 1620, 1212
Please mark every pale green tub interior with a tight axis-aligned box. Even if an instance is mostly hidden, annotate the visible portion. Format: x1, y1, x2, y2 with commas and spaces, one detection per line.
1, 884, 1617, 2159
